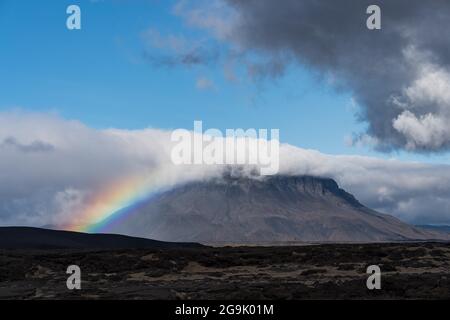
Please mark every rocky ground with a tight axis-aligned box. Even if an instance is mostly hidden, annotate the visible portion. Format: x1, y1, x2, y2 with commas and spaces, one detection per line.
0, 242, 449, 299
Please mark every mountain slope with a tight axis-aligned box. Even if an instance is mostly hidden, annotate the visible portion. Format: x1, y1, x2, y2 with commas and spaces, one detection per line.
0, 227, 202, 249
106, 175, 449, 243
416, 225, 450, 234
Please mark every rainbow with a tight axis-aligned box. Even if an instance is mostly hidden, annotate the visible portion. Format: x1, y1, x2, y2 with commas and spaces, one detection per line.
62, 173, 168, 233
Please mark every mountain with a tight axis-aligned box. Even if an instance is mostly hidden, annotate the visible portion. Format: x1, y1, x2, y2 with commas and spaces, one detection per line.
106, 175, 449, 243
416, 225, 450, 234
0, 227, 202, 249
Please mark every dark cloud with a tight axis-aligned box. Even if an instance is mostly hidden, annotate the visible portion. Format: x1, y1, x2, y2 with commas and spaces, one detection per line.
142, 46, 219, 67
1, 136, 55, 153
188, 0, 450, 152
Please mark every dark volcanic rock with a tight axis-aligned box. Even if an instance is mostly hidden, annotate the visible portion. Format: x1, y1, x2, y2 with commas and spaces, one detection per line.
0, 243, 449, 300
105, 175, 449, 243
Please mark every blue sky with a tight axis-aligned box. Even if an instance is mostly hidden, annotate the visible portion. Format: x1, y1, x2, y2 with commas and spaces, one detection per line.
1, 0, 449, 163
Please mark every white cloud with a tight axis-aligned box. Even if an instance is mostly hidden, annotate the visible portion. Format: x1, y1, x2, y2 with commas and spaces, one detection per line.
196, 76, 215, 90
173, 0, 236, 40
1, 111, 450, 227
391, 48, 450, 150
393, 111, 450, 150
402, 48, 450, 107
141, 28, 188, 53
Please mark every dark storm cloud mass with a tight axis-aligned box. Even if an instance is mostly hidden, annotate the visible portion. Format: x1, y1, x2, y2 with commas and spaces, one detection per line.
201, 0, 450, 152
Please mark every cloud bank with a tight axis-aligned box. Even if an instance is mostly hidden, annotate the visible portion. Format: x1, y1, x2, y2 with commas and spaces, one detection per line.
1, 112, 450, 227
174, 0, 450, 152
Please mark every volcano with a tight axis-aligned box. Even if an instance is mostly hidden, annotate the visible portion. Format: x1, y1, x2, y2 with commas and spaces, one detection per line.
106, 175, 449, 243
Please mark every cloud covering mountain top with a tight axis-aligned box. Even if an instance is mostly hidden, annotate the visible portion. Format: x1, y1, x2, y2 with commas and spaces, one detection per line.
1, 111, 450, 227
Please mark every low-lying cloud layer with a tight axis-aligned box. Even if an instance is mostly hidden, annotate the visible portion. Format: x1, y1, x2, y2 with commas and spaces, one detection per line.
1, 112, 450, 227
174, 0, 450, 152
